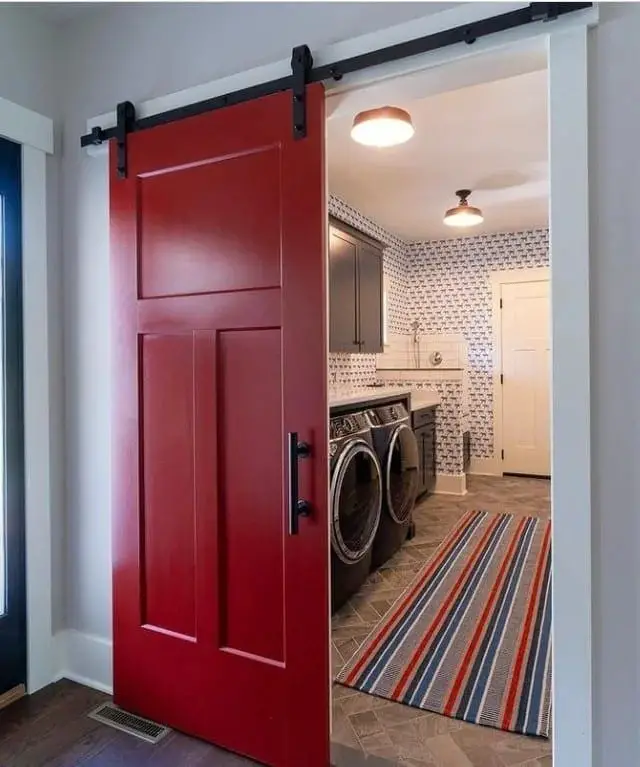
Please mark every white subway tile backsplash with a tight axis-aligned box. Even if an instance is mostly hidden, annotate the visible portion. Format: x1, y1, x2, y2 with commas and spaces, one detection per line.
378, 333, 467, 371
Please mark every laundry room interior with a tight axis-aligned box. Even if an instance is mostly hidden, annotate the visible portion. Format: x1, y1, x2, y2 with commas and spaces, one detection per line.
327, 63, 553, 765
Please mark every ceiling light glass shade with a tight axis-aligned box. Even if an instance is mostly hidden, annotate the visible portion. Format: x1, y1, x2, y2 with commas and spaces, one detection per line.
443, 189, 484, 228
351, 106, 415, 148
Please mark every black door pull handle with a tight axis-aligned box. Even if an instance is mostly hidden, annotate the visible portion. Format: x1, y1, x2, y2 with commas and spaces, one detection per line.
288, 432, 311, 535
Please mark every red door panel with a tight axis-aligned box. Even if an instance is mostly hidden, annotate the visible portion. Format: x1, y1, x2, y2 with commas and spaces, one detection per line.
218, 328, 285, 663
139, 147, 283, 298
110, 87, 328, 767
141, 333, 196, 638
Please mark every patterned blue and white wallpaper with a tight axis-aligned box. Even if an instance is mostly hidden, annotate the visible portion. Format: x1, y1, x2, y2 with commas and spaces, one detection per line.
380, 377, 465, 475
405, 229, 549, 458
328, 195, 410, 386
329, 353, 377, 388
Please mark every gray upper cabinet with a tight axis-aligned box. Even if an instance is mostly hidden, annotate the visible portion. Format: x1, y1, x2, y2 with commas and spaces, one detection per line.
329, 218, 384, 354
357, 240, 384, 353
329, 225, 359, 353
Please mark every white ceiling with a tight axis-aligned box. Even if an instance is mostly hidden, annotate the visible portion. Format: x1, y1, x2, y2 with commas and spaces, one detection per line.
327, 69, 549, 242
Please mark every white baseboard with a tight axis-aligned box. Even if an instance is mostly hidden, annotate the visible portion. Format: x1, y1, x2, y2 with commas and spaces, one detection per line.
469, 457, 502, 476
434, 473, 467, 495
56, 629, 113, 694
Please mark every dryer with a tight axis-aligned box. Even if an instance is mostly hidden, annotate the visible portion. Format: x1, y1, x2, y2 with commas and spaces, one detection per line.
330, 412, 382, 613
367, 402, 420, 569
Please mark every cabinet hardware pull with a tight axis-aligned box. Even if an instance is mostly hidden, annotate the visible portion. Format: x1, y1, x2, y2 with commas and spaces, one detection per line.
287, 432, 311, 535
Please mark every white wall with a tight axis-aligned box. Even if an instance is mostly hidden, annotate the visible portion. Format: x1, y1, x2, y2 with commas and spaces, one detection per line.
588, 5, 640, 765
0, 6, 61, 119
0, 6, 65, 634
57, 3, 640, 764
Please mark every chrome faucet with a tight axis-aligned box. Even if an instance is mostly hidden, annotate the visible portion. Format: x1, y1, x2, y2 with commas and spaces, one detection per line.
409, 319, 422, 368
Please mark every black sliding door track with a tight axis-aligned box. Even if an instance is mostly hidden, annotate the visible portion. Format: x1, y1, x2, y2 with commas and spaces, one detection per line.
81, 2, 591, 175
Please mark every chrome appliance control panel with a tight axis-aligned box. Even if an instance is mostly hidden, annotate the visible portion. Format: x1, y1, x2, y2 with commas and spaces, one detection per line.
330, 412, 370, 440
371, 403, 410, 425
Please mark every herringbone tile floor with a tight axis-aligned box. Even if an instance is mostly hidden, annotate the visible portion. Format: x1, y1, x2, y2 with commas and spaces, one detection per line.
331, 475, 552, 767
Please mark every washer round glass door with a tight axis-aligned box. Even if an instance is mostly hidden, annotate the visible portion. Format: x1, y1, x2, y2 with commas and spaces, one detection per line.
331, 440, 382, 564
385, 423, 420, 524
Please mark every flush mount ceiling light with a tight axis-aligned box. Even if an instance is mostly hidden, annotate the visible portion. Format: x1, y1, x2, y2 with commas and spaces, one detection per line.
350, 106, 415, 148
443, 189, 484, 228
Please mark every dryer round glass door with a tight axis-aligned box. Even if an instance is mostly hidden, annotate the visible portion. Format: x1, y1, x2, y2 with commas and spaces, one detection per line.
331, 440, 382, 564
385, 423, 420, 524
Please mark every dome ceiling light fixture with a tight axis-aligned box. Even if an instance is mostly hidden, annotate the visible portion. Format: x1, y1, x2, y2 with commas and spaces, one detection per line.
350, 106, 415, 148
443, 189, 484, 228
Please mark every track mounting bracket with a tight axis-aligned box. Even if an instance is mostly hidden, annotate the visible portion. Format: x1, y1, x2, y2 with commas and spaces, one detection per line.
291, 45, 314, 140
116, 101, 136, 179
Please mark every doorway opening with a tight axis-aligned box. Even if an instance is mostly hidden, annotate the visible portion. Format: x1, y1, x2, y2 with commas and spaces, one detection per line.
327, 50, 554, 766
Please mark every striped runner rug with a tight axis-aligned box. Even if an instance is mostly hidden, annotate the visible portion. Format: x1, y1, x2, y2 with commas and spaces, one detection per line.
336, 510, 552, 737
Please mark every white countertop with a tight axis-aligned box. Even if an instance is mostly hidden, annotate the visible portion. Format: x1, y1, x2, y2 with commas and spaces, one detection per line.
410, 389, 442, 410
328, 386, 440, 412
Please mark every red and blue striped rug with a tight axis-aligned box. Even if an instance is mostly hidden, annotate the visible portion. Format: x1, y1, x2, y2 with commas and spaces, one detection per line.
337, 510, 552, 737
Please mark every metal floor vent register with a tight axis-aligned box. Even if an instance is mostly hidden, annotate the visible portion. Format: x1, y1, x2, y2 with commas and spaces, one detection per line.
88, 702, 170, 744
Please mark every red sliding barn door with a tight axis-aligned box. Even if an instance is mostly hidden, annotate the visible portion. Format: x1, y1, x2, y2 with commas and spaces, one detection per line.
110, 86, 328, 766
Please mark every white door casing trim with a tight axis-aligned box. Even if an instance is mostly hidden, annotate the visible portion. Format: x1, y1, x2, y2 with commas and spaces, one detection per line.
0, 96, 53, 155
22, 145, 55, 694
82, 9, 595, 767
0, 98, 55, 694
491, 266, 551, 476
547, 27, 592, 767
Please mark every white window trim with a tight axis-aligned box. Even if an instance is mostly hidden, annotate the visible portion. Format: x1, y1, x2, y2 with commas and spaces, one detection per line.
0, 98, 55, 693
491, 266, 551, 477
83, 6, 595, 767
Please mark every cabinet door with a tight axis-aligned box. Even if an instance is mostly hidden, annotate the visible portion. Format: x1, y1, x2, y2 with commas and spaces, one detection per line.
420, 431, 428, 496
329, 227, 359, 353
424, 423, 436, 493
357, 241, 383, 353
414, 426, 427, 496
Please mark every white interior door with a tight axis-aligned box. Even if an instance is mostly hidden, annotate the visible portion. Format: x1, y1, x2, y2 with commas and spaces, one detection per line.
501, 279, 551, 476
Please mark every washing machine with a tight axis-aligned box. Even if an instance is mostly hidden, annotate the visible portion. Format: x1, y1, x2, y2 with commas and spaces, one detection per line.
367, 402, 420, 569
330, 412, 383, 613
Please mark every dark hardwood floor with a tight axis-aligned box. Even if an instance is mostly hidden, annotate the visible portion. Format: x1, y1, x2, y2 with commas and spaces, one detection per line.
0, 680, 383, 767
0, 680, 253, 766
